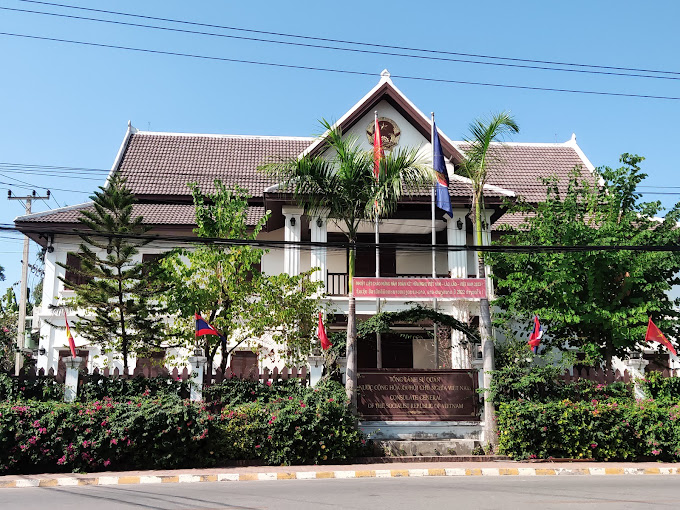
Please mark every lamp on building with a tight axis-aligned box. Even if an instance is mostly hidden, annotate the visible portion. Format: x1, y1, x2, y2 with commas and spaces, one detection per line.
456, 218, 463, 230
38, 347, 46, 356
290, 217, 296, 227
316, 218, 323, 228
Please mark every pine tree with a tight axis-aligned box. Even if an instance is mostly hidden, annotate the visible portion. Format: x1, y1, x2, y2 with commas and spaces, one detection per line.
59, 176, 170, 372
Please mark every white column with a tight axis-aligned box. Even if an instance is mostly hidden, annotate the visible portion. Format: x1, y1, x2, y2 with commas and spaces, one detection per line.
310, 210, 328, 290
447, 209, 468, 278
450, 303, 472, 369
282, 206, 303, 277
308, 354, 325, 386
63, 356, 82, 402
188, 355, 208, 401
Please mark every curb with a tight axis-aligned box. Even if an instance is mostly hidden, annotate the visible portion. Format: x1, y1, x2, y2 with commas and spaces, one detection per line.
2, 466, 679, 488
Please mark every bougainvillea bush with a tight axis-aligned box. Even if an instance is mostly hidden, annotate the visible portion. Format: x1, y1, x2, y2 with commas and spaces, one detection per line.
0, 380, 368, 474
211, 380, 367, 465
0, 396, 211, 474
497, 398, 680, 461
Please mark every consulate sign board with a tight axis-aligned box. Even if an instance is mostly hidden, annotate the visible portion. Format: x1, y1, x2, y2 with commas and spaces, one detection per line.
353, 277, 486, 299
357, 369, 479, 421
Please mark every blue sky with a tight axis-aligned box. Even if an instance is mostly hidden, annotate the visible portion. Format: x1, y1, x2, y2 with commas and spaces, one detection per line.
1, 0, 679, 297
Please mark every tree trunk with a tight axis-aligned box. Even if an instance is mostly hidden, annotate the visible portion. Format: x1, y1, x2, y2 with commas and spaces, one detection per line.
474, 193, 496, 448
605, 338, 613, 373
117, 270, 129, 375
345, 243, 358, 410
478, 258, 496, 448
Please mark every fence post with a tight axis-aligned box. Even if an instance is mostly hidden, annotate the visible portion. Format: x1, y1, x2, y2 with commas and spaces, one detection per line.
308, 354, 324, 387
188, 355, 208, 401
63, 357, 82, 403
624, 356, 649, 400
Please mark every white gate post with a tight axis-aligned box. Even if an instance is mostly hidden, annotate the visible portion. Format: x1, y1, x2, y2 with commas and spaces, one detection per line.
63, 356, 82, 403
188, 355, 208, 401
624, 356, 650, 400
308, 354, 325, 387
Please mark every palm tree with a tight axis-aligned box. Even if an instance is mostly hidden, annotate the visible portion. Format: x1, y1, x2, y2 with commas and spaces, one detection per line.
266, 119, 431, 407
461, 112, 519, 446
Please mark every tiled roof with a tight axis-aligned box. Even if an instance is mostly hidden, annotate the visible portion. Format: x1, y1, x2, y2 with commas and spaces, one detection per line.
117, 133, 314, 197
492, 211, 535, 231
16, 203, 266, 227
454, 142, 597, 203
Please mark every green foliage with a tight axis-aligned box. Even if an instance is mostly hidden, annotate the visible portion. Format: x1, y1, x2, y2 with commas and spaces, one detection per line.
0, 372, 64, 401
498, 399, 680, 461
212, 380, 368, 465
490, 155, 680, 365
0, 396, 211, 474
77, 374, 190, 401
639, 371, 680, 402
161, 182, 323, 368
357, 304, 480, 344
0, 380, 368, 474
58, 176, 173, 372
0, 290, 18, 372
488, 338, 632, 405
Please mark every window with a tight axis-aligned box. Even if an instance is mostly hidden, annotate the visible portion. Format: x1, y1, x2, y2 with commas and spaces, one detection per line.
64, 252, 87, 289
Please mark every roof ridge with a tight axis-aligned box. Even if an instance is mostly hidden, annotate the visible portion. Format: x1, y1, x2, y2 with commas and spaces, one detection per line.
133, 131, 315, 141
14, 201, 94, 222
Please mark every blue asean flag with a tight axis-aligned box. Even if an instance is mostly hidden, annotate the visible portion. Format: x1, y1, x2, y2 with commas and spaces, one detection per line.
433, 121, 453, 217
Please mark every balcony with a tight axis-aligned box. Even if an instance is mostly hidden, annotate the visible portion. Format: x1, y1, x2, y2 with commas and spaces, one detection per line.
325, 272, 455, 297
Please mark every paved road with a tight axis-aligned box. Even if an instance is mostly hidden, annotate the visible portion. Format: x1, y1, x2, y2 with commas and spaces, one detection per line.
1, 475, 678, 509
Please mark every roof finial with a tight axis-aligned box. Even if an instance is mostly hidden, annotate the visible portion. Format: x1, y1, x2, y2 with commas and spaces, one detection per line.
571, 133, 576, 142
380, 69, 391, 78
127, 120, 131, 129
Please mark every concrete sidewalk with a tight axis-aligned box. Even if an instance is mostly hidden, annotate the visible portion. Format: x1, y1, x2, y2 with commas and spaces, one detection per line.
1, 460, 679, 488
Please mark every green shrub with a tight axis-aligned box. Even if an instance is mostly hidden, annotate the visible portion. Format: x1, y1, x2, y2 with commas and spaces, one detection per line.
77, 374, 189, 401
0, 380, 369, 474
0, 396, 211, 474
204, 377, 307, 407
497, 399, 680, 461
0, 372, 64, 402
213, 380, 368, 465
639, 371, 680, 402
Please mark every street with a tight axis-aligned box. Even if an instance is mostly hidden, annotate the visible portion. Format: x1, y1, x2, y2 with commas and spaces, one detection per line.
1, 475, 678, 510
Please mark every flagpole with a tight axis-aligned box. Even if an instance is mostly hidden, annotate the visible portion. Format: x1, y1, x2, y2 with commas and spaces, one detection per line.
375, 111, 382, 369
431, 112, 439, 369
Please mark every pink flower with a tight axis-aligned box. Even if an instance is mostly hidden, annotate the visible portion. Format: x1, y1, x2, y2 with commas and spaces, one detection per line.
32, 420, 40, 427
57, 455, 66, 465
255, 444, 261, 449
590, 443, 598, 449
328, 398, 334, 402
267, 435, 272, 439
103, 460, 111, 467
110, 438, 118, 445
652, 449, 661, 455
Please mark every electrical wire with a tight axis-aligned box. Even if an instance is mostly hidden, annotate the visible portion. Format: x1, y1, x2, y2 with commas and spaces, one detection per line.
18, 0, 680, 78
3, 5, 679, 82
1, 224, 679, 254
2, 31, 680, 101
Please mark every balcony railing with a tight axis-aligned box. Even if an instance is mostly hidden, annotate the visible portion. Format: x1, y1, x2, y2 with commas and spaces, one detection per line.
325, 273, 450, 296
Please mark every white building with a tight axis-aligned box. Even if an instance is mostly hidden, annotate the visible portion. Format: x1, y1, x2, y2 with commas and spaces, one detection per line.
15, 71, 598, 377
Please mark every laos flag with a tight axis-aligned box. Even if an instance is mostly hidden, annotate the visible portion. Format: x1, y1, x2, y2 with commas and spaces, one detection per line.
432, 121, 453, 217
195, 313, 223, 339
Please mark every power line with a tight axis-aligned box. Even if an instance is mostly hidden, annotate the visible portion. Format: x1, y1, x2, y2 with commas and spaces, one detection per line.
3, 31, 680, 102
4, 5, 680, 82
18, 0, 680, 78
2, 224, 679, 254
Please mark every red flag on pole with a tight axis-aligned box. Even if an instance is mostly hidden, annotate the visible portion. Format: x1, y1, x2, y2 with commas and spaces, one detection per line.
373, 113, 383, 180
318, 312, 332, 350
64, 311, 77, 358
646, 317, 677, 356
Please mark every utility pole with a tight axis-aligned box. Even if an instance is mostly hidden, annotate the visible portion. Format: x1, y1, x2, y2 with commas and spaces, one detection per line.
8, 189, 50, 375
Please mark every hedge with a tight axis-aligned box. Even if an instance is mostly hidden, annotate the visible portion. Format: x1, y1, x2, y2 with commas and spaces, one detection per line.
497, 398, 680, 461
0, 380, 368, 474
